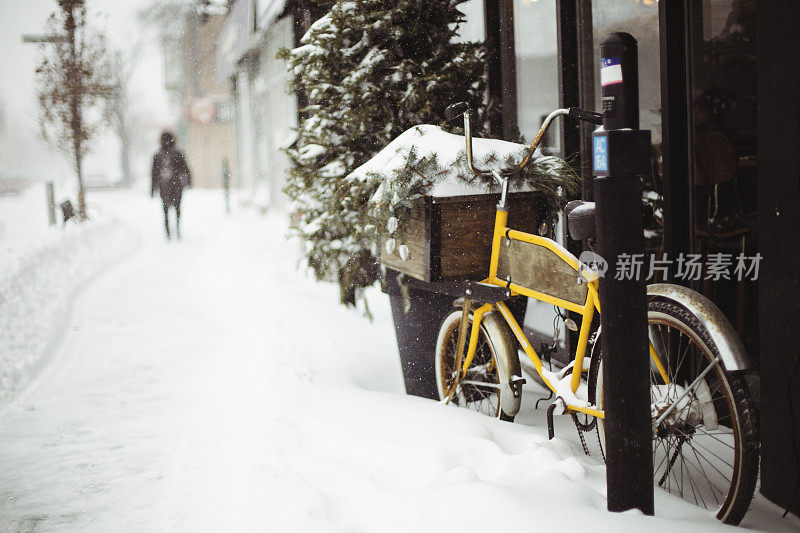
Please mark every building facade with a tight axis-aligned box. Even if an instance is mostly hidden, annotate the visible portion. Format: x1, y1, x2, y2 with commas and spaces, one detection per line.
217, 0, 301, 210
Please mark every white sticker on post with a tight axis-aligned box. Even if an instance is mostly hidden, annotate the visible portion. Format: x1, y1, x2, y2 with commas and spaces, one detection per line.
600, 57, 623, 87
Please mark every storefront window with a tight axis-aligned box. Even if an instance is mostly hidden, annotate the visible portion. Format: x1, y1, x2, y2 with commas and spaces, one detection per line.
513, 0, 559, 151
512, 1, 567, 359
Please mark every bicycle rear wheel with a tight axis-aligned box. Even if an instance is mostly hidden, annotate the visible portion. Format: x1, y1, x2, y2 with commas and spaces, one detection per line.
435, 310, 514, 421
590, 300, 759, 525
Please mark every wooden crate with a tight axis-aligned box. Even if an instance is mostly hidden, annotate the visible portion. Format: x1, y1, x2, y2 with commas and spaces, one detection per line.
380, 191, 546, 282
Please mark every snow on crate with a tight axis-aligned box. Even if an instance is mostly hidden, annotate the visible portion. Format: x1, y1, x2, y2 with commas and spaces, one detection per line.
349, 125, 577, 204
345, 124, 579, 256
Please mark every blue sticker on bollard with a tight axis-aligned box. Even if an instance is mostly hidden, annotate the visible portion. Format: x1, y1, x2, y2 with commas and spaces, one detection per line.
593, 135, 608, 172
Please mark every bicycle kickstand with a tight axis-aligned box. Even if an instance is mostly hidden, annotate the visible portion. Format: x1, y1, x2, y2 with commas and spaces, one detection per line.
546, 397, 567, 440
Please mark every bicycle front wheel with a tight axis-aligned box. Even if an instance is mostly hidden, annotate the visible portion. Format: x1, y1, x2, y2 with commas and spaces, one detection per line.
435, 310, 514, 421
591, 300, 759, 525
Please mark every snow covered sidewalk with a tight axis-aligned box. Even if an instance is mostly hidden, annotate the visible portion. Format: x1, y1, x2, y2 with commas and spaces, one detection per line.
0, 190, 796, 532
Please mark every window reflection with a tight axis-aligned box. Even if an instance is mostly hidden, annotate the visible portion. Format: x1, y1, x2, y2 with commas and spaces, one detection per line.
689, 0, 757, 352
690, 0, 756, 230
513, 0, 559, 152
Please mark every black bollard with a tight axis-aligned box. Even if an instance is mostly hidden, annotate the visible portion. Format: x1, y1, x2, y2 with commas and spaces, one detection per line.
222, 157, 231, 214
593, 32, 654, 516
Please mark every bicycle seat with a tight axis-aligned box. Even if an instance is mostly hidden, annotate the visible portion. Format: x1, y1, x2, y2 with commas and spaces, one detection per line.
565, 200, 596, 240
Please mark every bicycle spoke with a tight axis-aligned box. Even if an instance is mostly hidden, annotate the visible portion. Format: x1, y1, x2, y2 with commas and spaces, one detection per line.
673, 442, 728, 504
654, 445, 671, 475
683, 451, 708, 508
444, 319, 502, 418
679, 426, 737, 456
690, 445, 723, 506
674, 431, 735, 479
692, 428, 736, 450
684, 440, 735, 481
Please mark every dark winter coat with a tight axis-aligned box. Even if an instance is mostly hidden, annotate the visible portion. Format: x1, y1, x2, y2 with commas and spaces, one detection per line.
151, 147, 192, 206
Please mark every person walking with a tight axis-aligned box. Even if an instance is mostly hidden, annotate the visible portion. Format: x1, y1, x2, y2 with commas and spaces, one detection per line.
151, 132, 192, 239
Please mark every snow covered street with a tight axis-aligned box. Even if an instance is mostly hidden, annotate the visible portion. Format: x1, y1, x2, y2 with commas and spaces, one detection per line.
0, 189, 797, 532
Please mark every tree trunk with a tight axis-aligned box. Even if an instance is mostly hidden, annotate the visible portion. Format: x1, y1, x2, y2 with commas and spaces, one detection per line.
67, 3, 87, 220
75, 144, 86, 219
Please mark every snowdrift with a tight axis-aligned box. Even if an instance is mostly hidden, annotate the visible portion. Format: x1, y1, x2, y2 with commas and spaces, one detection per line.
0, 217, 138, 403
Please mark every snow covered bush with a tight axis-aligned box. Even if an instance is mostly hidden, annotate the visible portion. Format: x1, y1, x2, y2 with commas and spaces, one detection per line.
280, 0, 491, 305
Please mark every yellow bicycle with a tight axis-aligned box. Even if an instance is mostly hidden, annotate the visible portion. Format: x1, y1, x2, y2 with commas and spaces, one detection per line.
434, 103, 759, 525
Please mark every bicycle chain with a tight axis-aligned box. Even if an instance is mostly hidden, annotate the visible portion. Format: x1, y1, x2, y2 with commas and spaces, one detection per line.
572, 414, 591, 456
571, 414, 606, 461
659, 435, 685, 487
595, 424, 605, 461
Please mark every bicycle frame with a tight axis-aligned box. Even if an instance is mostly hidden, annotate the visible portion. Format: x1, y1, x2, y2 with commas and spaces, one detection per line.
462, 207, 605, 419
453, 107, 670, 420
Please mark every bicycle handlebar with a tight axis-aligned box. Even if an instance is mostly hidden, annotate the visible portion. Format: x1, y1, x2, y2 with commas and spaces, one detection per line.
444, 102, 482, 176
568, 107, 604, 125
445, 102, 470, 122
444, 102, 601, 208
446, 104, 602, 176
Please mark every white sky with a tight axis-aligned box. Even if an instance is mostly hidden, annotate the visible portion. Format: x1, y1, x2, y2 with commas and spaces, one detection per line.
0, 0, 175, 182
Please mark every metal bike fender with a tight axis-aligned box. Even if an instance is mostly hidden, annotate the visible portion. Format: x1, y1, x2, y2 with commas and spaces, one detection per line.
647, 283, 751, 371
481, 311, 523, 416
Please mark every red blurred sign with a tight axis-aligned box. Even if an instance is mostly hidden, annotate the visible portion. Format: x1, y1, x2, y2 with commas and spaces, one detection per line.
188, 97, 217, 125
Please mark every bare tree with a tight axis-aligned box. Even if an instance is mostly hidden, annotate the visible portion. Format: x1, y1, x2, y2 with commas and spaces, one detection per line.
34, 0, 113, 219
103, 46, 141, 188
